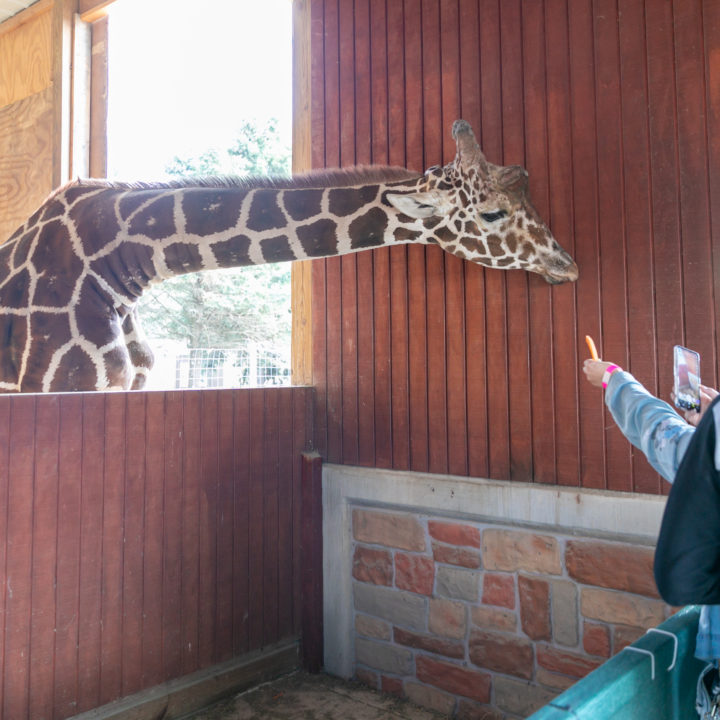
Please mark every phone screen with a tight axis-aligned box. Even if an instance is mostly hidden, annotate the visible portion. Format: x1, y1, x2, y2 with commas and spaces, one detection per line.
674, 345, 701, 411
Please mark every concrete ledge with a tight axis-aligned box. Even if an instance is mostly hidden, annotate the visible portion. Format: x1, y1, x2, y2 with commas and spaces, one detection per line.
69, 639, 300, 720
323, 465, 667, 678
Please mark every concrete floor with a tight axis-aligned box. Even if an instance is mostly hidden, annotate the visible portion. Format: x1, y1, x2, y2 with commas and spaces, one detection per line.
186, 671, 443, 720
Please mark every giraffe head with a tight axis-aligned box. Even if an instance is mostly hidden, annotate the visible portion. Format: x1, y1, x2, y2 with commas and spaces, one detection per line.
386, 120, 578, 284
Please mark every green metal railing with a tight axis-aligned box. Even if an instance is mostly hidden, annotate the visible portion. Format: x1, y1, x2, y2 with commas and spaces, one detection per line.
529, 607, 705, 719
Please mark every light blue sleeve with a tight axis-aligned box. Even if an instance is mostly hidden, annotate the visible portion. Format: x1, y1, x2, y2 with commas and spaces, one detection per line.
603, 370, 695, 484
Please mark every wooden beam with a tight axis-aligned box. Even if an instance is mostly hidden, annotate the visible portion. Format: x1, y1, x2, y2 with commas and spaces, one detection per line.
0, 0, 52, 38
88, 14, 107, 177
78, 0, 116, 24
291, 0, 313, 386
51, 0, 77, 186
71, 12, 91, 178
67, 641, 300, 720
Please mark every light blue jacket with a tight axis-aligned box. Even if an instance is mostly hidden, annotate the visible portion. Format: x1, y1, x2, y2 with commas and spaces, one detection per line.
605, 370, 720, 662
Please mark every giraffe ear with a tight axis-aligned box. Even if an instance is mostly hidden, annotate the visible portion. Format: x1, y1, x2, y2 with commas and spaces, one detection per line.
386, 191, 446, 219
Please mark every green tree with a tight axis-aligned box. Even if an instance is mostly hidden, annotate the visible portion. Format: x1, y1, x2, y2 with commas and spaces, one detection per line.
137, 118, 292, 349
164, 118, 290, 177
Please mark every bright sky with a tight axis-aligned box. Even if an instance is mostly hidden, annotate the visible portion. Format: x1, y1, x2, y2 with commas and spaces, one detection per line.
106, 0, 292, 179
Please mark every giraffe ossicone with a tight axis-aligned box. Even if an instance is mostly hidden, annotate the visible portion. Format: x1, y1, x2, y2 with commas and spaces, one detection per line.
0, 119, 577, 393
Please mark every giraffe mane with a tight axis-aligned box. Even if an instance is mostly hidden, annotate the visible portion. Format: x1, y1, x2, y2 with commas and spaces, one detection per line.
63, 166, 422, 194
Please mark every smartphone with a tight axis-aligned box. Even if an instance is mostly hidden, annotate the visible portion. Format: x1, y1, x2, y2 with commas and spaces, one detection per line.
673, 345, 701, 412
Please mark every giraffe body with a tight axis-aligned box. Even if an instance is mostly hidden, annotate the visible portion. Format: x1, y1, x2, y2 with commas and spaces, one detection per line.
0, 121, 578, 392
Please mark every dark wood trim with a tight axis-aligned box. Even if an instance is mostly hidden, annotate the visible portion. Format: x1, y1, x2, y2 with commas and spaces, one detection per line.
300, 451, 323, 673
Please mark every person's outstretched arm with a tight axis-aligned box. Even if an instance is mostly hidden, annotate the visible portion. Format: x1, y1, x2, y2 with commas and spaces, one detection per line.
583, 359, 695, 483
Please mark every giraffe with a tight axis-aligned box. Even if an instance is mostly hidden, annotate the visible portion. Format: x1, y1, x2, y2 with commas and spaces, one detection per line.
0, 120, 578, 393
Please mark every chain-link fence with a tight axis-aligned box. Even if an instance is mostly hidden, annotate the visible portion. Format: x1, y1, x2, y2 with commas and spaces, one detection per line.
144, 341, 291, 390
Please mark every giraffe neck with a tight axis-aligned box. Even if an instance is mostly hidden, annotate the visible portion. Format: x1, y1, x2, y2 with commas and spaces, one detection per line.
59, 168, 427, 303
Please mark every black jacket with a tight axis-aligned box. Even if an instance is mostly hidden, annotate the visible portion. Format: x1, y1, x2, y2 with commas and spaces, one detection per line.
654, 396, 720, 605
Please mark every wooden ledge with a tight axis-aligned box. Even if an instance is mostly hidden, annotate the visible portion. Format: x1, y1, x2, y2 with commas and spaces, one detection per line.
67, 639, 300, 720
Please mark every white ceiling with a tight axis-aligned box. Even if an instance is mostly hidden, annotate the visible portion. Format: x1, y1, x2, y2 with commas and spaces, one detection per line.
0, 0, 39, 26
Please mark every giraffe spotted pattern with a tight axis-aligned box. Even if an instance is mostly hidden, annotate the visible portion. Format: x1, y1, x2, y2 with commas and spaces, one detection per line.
0, 120, 577, 392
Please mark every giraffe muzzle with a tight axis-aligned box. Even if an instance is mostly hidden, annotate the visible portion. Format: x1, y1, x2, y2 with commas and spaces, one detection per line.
542, 257, 579, 285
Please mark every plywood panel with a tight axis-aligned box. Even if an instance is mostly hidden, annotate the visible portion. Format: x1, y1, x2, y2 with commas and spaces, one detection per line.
0, 86, 54, 244
0, 6, 51, 107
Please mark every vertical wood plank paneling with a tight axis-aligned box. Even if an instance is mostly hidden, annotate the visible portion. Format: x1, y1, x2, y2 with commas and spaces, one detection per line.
545, 0, 580, 488
248, 390, 265, 649
309, 0, 329, 461
309, 0, 718, 492
0, 399, 8, 713
674, 0, 715, 368
122, 393, 145, 695
405, 0, 429, 473
646, 0, 683, 413
100, 392, 125, 705
78, 393, 105, 712
338, 0, 360, 467
306, 0, 720, 492
503, 0, 533, 483
263, 390, 280, 645
28, 395, 58, 720
181, 390, 201, 676
325, 256, 343, 463
4, 398, 34, 720
340, 255, 359, 465
356, 12, 377, 473
300, 451, 323, 672
371, 244, 391, 469
440, 1, 467, 479
568, 0, 604, 489
523, 0, 556, 486
0, 387, 311, 720
356, 255, 375, 466
706, 0, 720, 388
311, 260, 328, 459
291, 389, 312, 636
162, 391, 184, 680
142, 392, 165, 688
198, 391, 219, 667
618, 0, 659, 493
424, 0, 449, 476
387, 1, 410, 470
55, 395, 82, 716
369, 0, 392, 469
322, 0, 343, 466
277, 390, 294, 638
216, 390, 235, 662
232, 389, 251, 655
481, 0, 510, 480
464, 0, 489, 480
594, 0, 633, 492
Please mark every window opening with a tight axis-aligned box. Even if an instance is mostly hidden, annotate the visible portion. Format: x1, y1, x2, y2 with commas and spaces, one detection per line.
106, 0, 292, 389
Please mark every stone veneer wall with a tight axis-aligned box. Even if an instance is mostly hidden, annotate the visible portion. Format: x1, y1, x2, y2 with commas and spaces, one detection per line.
322, 465, 672, 719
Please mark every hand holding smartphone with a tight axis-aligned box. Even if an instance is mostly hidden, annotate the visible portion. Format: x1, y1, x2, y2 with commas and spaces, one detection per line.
673, 345, 701, 412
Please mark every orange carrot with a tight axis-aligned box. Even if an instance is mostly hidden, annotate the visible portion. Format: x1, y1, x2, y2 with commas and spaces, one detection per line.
585, 335, 599, 360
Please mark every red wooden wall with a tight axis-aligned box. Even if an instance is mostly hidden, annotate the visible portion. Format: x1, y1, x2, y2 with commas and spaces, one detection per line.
0, 388, 312, 720
308, 0, 720, 493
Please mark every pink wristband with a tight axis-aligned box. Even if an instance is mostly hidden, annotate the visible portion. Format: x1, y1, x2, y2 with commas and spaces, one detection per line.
602, 364, 621, 389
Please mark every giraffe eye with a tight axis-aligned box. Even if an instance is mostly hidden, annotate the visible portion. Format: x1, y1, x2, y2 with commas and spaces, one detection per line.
480, 210, 508, 223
